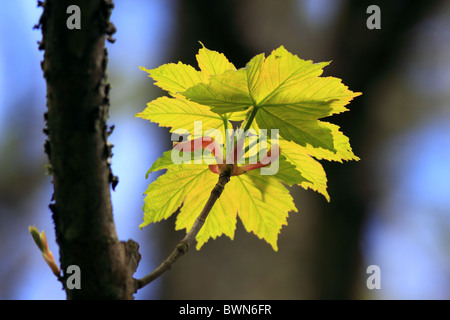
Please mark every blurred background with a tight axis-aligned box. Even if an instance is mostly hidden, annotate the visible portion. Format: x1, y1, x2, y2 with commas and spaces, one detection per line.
0, 0, 449, 300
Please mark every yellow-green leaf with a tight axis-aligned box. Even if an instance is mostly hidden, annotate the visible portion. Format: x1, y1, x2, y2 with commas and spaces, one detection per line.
140, 165, 203, 223
232, 170, 297, 251
279, 139, 330, 201
196, 43, 236, 77
140, 63, 206, 97
135, 96, 224, 135
303, 122, 360, 162
175, 168, 237, 249
183, 45, 361, 151
141, 154, 297, 250
138, 44, 360, 251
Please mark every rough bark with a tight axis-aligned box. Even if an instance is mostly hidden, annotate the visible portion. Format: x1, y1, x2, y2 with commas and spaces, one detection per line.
38, 0, 139, 299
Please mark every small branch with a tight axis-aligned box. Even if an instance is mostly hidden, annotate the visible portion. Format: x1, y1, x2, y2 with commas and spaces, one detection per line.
222, 114, 231, 150
242, 107, 258, 133
29, 226, 63, 282
135, 164, 233, 290
225, 107, 259, 164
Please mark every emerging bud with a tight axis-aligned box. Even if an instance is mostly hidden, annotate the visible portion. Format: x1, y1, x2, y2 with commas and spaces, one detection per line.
29, 226, 61, 277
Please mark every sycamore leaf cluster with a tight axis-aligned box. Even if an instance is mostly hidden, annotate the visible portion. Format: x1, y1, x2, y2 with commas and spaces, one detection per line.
136, 44, 360, 250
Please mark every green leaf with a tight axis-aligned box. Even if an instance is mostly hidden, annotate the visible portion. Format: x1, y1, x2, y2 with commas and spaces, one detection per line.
140, 43, 236, 97
183, 45, 361, 151
141, 164, 203, 223
233, 170, 297, 251
302, 122, 360, 162
138, 44, 239, 136
255, 109, 334, 151
174, 167, 237, 249
141, 157, 238, 249
196, 43, 236, 76
138, 44, 360, 251
279, 138, 330, 201
140, 63, 206, 97
141, 154, 297, 250
272, 154, 311, 187
182, 67, 253, 112
136, 96, 225, 135
146, 149, 216, 179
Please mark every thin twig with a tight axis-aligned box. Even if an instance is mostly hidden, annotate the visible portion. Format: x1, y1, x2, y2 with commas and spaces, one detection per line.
135, 164, 233, 290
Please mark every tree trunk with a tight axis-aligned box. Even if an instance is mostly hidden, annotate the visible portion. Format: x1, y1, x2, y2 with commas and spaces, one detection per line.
312, 0, 444, 299
38, 0, 139, 299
